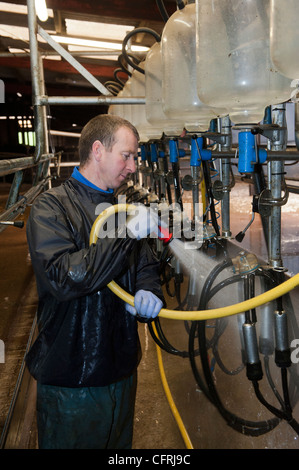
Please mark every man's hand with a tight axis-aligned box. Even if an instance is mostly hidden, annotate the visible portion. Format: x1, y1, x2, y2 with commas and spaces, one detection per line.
126, 205, 160, 240
125, 290, 163, 319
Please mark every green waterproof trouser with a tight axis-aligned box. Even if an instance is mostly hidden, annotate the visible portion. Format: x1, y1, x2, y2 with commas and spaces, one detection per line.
36, 373, 137, 449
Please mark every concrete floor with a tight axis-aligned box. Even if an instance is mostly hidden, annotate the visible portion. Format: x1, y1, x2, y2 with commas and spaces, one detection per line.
1, 180, 299, 449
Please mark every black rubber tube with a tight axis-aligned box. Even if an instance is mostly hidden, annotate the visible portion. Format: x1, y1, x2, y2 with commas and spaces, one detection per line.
122, 28, 161, 74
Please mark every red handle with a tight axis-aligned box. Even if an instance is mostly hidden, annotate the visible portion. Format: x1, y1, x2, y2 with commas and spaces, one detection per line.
158, 225, 173, 244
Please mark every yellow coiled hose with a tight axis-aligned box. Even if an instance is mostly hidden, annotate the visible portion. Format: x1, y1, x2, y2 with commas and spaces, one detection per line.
90, 203, 299, 321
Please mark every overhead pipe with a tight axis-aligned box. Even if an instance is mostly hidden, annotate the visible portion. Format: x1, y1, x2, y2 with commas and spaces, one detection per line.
39, 96, 145, 106
268, 104, 288, 268
201, 149, 299, 161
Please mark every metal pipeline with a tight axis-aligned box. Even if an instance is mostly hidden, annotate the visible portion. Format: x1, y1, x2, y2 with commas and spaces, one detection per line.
268, 104, 287, 268
209, 149, 299, 161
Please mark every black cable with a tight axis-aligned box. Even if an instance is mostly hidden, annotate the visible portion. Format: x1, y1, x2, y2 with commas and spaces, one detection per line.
188, 321, 211, 400
252, 381, 286, 421
148, 320, 180, 355
122, 27, 161, 74
176, 0, 186, 9
117, 53, 139, 77
199, 259, 234, 304
188, 258, 280, 435
253, 365, 299, 436
264, 355, 285, 409
113, 68, 127, 87
201, 160, 220, 236
104, 81, 123, 96
164, 275, 176, 297
149, 318, 189, 358
196, 320, 279, 435
155, 0, 169, 22
199, 260, 299, 436
281, 367, 292, 415
212, 318, 244, 376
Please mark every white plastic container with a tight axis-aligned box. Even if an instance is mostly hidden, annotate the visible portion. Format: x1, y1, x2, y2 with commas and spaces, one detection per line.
130, 63, 157, 142
108, 88, 124, 118
270, 0, 299, 79
161, 3, 223, 132
196, 0, 291, 125
145, 42, 184, 136
120, 78, 133, 123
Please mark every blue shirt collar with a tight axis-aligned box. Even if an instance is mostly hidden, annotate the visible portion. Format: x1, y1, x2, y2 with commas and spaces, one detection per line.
71, 166, 113, 194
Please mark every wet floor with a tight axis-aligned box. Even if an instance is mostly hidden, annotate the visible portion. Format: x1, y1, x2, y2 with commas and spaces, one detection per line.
0, 185, 38, 448
0, 180, 299, 449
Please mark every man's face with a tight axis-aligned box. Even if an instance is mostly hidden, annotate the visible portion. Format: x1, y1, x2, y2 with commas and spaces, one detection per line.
97, 126, 138, 190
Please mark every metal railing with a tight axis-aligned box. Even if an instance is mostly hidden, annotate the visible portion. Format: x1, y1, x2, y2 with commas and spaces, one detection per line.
0, 152, 58, 232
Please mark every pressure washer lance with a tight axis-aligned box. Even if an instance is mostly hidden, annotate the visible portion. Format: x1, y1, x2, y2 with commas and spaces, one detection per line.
0, 220, 24, 228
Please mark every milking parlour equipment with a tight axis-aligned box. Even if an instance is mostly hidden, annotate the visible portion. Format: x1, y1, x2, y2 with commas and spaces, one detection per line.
104, 0, 299, 445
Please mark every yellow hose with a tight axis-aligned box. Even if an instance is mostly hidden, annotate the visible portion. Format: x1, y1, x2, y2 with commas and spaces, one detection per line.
90, 203, 299, 321
152, 324, 194, 449
90, 204, 194, 449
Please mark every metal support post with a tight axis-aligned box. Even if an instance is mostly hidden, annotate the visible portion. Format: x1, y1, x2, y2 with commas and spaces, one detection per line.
27, 0, 48, 163
218, 116, 232, 238
269, 104, 287, 268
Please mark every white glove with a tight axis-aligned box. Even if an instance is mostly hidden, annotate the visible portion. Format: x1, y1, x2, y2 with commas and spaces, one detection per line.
126, 204, 160, 240
125, 290, 163, 319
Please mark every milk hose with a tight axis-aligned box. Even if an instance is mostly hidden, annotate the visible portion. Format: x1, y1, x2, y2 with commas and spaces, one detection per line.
90, 204, 194, 449
191, 261, 299, 436
89, 203, 299, 322
189, 261, 280, 436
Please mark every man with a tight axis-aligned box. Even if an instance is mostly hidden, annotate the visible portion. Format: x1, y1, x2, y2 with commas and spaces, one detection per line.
26, 114, 164, 449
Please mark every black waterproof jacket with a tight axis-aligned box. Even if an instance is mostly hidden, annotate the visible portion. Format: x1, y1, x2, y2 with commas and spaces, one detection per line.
26, 177, 163, 388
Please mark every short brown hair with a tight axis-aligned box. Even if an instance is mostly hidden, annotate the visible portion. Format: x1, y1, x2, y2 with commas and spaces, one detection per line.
79, 114, 139, 166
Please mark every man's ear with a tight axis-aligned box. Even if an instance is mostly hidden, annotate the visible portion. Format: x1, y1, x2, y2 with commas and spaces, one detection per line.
91, 140, 104, 162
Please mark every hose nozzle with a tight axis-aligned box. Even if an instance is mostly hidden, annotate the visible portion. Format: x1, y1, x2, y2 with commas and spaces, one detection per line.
158, 225, 173, 245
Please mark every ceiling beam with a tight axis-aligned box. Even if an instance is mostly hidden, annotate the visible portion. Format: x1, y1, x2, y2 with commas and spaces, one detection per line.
1, 0, 176, 23
0, 10, 55, 30
0, 56, 124, 81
